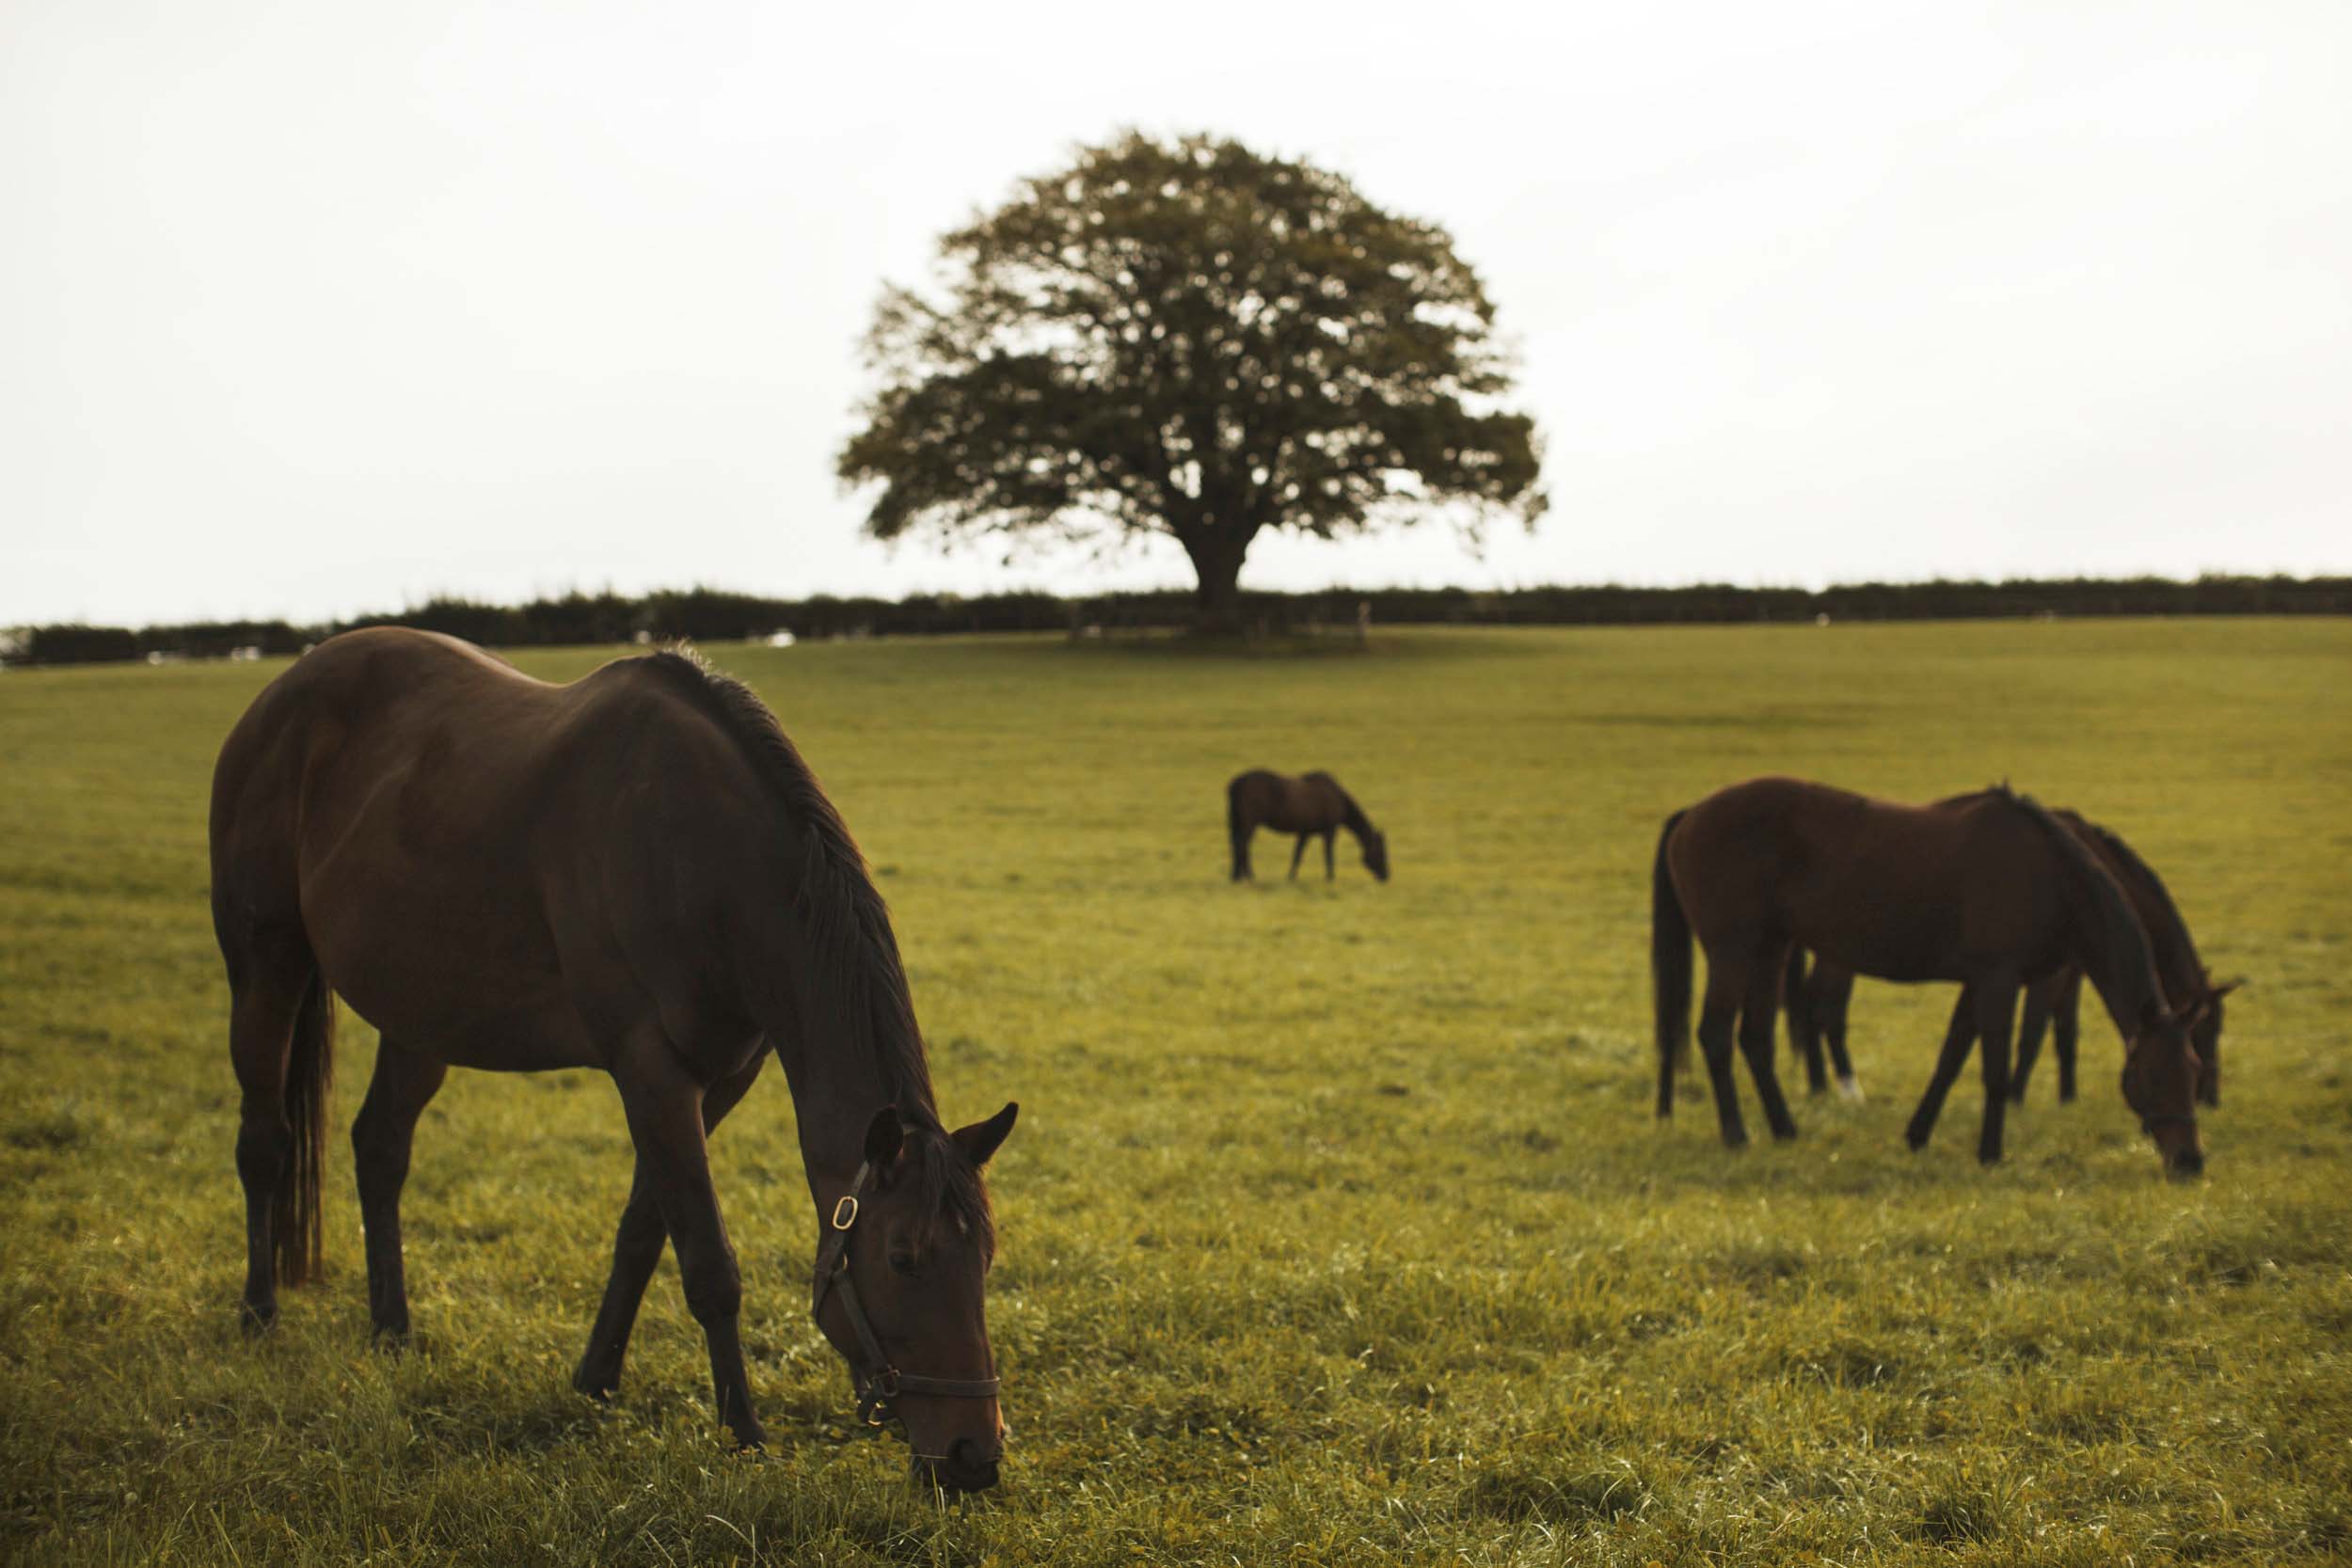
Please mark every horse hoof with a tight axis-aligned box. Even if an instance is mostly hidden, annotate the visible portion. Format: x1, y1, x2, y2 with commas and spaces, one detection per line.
1772, 1126, 1800, 1143
1836, 1077, 1865, 1104
1720, 1132, 1749, 1150
1978, 1149, 2003, 1166
1903, 1129, 1930, 1152
239, 1302, 278, 1337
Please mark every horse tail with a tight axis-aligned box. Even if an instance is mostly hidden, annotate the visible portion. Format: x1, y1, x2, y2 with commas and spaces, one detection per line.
1781, 943, 1823, 1090
274, 971, 335, 1287
1227, 775, 1250, 879
1782, 945, 1811, 1056
1652, 808, 1692, 1117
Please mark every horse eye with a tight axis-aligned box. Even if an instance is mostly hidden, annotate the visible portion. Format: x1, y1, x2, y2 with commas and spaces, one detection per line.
887, 1250, 918, 1277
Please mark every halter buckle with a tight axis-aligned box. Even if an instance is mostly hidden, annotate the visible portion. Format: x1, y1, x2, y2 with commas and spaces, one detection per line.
831, 1195, 859, 1230
859, 1368, 901, 1426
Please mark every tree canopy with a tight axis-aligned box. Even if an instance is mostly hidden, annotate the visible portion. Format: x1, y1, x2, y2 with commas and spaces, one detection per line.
837, 132, 1547, 628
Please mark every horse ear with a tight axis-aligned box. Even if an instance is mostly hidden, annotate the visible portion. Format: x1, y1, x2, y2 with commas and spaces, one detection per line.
2210, 977, 2245, 1001
951, 1102, 1019, 1168
863, 1105, 905, 1168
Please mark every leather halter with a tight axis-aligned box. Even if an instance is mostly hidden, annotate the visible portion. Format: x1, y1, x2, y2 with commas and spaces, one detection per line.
810, 1160, 1000, 1428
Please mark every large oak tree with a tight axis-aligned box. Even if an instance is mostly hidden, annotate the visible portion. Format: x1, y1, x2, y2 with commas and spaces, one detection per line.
837, 133, 1546, 629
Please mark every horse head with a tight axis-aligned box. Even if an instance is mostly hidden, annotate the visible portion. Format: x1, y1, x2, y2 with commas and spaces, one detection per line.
812, 1102, 1018, 1492
2120, 999, 2203, 1178
1361, 829, 1391, 882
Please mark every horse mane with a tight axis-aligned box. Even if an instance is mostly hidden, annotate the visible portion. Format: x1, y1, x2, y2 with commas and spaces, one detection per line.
1993, 785, 2163, 1033
1307, 770, 1376, 838
632, 646, 991, 1251
2073, 816, 2204, 982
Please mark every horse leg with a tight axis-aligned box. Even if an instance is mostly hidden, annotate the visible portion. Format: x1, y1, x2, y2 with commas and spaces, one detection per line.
1822, 972, 1861, 1101
2053, 969, 2082, 1103
1783, 949, 1828, 1095
1288, 835, 1308, 880
1903, 986, 1979, 1151
2010, 978, 2054, 1105
227, 941, 316, 1331
1739, 950, 1801, 1140
1323, 830, 1336, 880
1231, 823, 1253, 881
575, 1051, 767, 1402
351, 1037, 448, 1341
1973, 974, 2019, 1164
612, 1052, 763, 1449
1696, 965, 1750, 1148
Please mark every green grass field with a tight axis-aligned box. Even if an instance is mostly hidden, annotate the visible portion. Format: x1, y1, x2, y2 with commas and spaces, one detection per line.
3, 620, 2349, 1566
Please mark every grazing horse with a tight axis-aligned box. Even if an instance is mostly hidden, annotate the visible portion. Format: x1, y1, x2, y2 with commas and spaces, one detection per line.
1651, 778, 2204, 1174
209, 627, 1020, 1490
1788, 810, 2233, 1109
1227, 769, 1390, 883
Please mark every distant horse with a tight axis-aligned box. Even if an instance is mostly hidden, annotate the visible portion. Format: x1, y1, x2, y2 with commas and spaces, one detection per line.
1228, 769, 1390, 882
1788, 809, 2233, 1110
1651, 778, 2204, 1174
210, 628, 1020, 1490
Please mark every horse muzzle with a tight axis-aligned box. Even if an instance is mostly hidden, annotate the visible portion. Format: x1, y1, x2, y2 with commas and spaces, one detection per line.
913, 1434, 1003, 1493
2143, 1114, 2204, 1179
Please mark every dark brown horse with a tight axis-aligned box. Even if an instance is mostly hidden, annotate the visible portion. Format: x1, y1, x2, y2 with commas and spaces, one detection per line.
1228, 769, 1389, 882
210, 628, 1019, 1490
1788, 810, 2233, 1110
1651, 778, 2205, 1174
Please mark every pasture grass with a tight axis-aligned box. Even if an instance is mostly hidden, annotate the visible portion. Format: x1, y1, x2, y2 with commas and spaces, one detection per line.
2, 619, 2348, 1565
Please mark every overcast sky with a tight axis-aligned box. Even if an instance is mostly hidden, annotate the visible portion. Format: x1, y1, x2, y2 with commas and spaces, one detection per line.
4, 0, 2346, 626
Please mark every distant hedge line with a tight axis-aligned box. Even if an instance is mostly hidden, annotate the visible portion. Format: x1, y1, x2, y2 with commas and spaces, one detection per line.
8, 577, 2347, 667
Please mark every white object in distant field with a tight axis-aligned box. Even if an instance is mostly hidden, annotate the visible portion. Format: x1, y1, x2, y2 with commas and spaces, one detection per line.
762, 629, 798, 648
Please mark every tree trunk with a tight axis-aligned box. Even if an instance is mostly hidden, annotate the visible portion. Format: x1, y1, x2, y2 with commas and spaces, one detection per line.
1184, 530, 1250, 636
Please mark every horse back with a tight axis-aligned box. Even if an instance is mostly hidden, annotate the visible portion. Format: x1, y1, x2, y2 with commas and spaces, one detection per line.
211, 629, 783, 1073
1228, 768, 1345, 833
1670, 777, 2067, 983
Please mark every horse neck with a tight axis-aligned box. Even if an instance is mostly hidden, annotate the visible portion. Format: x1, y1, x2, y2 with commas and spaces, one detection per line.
2058, 858, 2166, 1043
770, 1030, 908, 1188
2106, 852, 2204, 1002
747, 908, 941, 1201
1334, 792, 1373, 841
